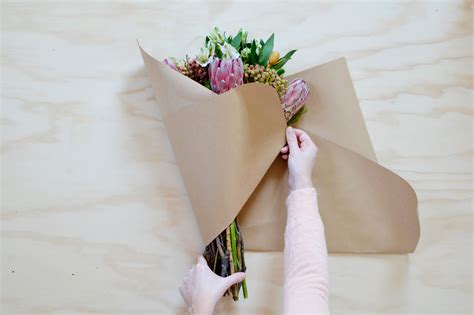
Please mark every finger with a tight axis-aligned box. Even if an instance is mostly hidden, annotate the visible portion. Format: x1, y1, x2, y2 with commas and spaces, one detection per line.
281, 154, 288, 160
197, 255, 207, 266
280, 145, 288, 154
293, 128, 304, 137
293, 128, 313, 148
179, 286, 190, 304
286, 127, 299, 153
222, 272, 246, 289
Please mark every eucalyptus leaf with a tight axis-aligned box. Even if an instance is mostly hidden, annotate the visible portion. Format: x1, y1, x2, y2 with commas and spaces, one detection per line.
257, 33, 274, 66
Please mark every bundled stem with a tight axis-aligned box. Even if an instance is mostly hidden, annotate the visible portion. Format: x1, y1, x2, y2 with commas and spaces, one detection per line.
203, 219, 248, 301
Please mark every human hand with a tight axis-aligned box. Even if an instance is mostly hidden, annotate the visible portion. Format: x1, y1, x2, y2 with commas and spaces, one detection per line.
280, 127, 318, 191
179, 256, 246, 315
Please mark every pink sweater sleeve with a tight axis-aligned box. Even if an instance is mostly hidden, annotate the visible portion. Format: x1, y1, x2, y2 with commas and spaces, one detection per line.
283, 188, 329, 314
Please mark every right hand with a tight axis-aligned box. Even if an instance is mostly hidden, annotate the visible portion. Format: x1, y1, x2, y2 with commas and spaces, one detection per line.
280, 127, 318, 191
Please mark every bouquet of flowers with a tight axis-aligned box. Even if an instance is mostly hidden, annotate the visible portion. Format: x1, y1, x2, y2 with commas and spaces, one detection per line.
140, 26, 420, 304
162, 27, 311, 301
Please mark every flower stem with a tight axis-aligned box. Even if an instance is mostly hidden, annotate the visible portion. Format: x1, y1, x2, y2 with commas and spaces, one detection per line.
230, 220, 243, 300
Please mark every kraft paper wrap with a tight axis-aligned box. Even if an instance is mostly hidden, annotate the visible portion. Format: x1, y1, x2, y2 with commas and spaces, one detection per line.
139, 44, 420, 253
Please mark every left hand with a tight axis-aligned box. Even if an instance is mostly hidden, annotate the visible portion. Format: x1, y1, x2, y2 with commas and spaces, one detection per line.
179, 255, 246, 314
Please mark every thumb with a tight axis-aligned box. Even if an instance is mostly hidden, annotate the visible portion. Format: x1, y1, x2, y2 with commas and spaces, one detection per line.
286, 127, 299, 153
222, 272, 246, 289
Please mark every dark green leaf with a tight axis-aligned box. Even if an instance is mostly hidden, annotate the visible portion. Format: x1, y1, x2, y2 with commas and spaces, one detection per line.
257, 33, 274, 66
287, 105, 308, 126
249, 40, 258, 64
277, 68, 285, 75
231, 31, 242, 49
215, 45, 223, 59
272, 49, 297, 70
205, 36, 209, 45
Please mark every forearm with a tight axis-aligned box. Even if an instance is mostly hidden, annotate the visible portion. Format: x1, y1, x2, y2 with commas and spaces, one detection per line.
283, 188, 329, 314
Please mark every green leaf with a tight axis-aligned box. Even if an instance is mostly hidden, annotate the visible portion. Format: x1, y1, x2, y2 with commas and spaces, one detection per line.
258, 34, 274, 66
203, 80, 211, 90
231, 31, 242, 49
215, 45, 223, 59
276, 68, 285, 75
259, 39, 265, 46
287, 105, 308, 126
205, 36, 209, 45
272, 49, 297, 70
258, 34, 275, 66
249, 40, 258, 64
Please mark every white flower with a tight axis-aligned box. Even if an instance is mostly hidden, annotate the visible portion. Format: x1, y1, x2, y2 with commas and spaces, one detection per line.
241, 47, 251, 59
207, 27, 226, 46
239, 28, 248, 43
219, 42, 240, 59
196, 46, 214, 67
256, 42, 262, 55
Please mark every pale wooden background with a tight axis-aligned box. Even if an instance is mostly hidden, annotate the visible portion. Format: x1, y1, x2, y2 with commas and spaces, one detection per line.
1, 1, 472, 314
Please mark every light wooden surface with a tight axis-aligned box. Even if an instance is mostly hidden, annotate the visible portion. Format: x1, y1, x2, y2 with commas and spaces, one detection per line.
1, 1, 472, 314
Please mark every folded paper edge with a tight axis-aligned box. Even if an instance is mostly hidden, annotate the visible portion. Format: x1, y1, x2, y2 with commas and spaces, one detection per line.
139, 41, 289, 246
310, 132, 421, 254
138, 41, 420, 254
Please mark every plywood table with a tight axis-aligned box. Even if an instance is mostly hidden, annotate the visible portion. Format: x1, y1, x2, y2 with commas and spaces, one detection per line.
2, 1, 472, 314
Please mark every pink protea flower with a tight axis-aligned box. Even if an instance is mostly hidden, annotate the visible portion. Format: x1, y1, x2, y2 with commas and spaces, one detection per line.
282, 78, 310, 120
209, 57, 244, 94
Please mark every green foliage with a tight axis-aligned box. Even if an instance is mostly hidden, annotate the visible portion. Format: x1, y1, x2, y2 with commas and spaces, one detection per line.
215, 46, 223, 59
203, 29, 296, 76
287, 105, 308, 126
257, 34, 274, 66
231, 30, 243, 50
272, 49, 297, 70
249, 40, 258, 64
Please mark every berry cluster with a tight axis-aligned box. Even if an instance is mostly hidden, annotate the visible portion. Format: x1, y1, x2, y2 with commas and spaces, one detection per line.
177, 58, 209, 85
243, 64, 288, 100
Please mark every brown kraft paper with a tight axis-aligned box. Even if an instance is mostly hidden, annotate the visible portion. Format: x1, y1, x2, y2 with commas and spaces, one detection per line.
139, 43, 420, 253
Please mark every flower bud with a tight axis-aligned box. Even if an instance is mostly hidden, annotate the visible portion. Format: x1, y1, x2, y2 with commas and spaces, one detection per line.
281, 78, 310, 120
269, 51, 280, 66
